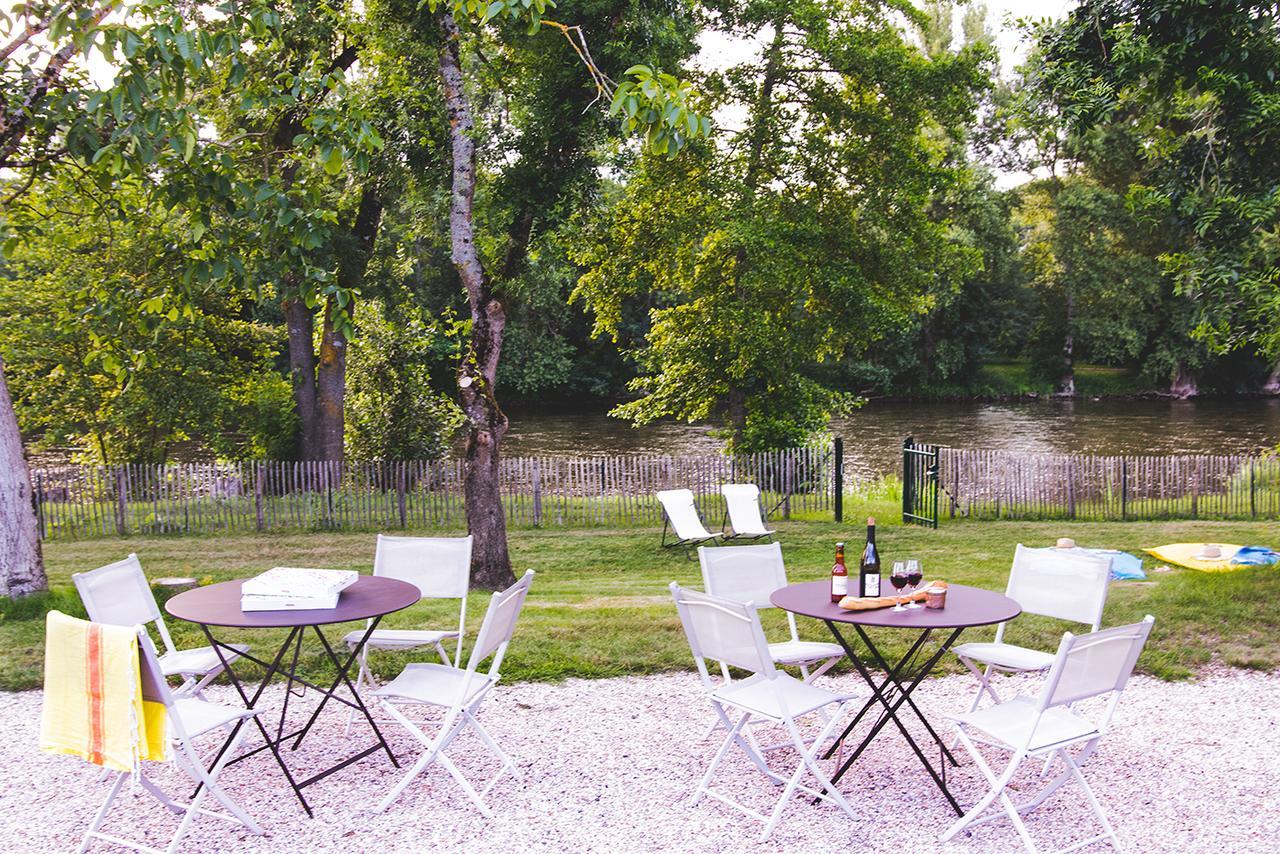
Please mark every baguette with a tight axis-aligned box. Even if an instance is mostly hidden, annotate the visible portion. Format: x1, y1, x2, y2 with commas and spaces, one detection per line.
837, 580, 947, 611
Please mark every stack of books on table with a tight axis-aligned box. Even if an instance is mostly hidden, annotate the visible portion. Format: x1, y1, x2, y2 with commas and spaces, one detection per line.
241, 567, 359, 611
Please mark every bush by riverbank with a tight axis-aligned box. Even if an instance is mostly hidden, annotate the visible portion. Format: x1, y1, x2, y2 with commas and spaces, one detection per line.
3, 517, 1277, 691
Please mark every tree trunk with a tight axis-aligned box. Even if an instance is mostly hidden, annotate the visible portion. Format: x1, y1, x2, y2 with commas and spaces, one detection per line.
0, 356, 46, 598
1056, 288, 1076, 397
1263, 360, 1280, 396
1169, 363, 1198, 398
440, 9, 514, 590
283, 291, 321, 459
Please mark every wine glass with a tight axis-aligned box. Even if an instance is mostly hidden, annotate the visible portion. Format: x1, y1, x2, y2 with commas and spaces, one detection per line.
889, 561, 909, 612
905, 559, 923, 609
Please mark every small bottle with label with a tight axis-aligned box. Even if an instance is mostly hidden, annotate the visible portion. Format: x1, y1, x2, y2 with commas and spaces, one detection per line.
830, 542, 848, 603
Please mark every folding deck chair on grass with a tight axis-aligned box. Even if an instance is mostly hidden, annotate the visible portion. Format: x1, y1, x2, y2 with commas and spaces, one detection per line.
657, 488, 721, 556
720, 484, 776, 542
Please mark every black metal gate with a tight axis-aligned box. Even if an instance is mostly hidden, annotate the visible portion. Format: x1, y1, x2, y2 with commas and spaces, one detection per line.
902, 436, 938, 528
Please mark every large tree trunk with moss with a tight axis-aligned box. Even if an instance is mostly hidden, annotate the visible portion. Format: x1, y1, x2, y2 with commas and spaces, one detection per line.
440, 10, 515, 591
1169, 363, 1198, 399
0, 356, 46, 598
1263, 360, 1280, 396
281, 190, 381, 461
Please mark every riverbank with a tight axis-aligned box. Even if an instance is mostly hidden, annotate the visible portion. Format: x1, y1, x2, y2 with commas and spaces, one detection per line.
4, 517, 1278, 691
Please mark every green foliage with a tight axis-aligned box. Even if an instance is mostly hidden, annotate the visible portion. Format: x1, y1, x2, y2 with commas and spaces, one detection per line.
1031, 0, 1280, 359
574, 0, 994, 451
344, 301, 465, 460
0, 176, 289, 463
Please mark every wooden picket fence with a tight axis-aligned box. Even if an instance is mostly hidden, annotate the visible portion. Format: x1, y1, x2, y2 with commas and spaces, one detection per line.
936, 447, 1280, 521
27, 446, 835, 541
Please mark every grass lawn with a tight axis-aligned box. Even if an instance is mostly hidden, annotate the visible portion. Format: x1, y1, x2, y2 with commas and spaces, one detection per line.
3, 512, 1278, 691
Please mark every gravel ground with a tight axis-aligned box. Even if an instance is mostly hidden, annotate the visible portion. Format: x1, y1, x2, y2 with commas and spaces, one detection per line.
4, 667, 1276, 853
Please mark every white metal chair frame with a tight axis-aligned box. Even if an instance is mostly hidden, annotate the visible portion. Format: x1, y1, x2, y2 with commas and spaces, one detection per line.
372, 570, 534, 817
79, 628, 263, 854
941, 616, 1155, 853
72, 554, 246, 698
955, 545, 1112, 717
344, 535, 473, 697
669, 582, 858, 841
719, 483, 776, 542
657, 488, 722, 556
698, 543, 843, 685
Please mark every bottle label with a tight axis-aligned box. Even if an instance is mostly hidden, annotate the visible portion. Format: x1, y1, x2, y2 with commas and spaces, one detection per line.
831, 575, 847, 597
864, 573, 880, 597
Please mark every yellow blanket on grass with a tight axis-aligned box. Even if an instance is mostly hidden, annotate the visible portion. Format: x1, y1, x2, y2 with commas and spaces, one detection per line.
1143, 543, 1243, 573
39, 611, 167, 771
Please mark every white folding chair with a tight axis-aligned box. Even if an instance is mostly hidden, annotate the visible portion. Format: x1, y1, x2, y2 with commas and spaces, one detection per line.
941, 616, 1155, 853
343, 535, 472, 686
657, 488, 722, 555
699, 543, 843, 684
669, 582, 858, 841
952, 545, 1112, 719
720, 483, 776, 541
73, 554, 247, 698
372, 570, 534, 816
78, 627, 263, 854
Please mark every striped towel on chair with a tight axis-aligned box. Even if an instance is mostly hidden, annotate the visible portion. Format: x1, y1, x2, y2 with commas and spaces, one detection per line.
39, 611, 167, 771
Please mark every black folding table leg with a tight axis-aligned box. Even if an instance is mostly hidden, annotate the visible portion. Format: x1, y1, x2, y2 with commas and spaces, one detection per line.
823, 628, 932, 759
198, 625, 314, 816
288, 617, 385, 755
854, 625, 960, 767
820, 621, 966, 815
307, 624, 398, 766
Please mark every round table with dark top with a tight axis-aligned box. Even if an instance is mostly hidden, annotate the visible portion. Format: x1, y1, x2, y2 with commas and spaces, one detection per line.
166, 576, 420, 816
770, 580, 1021, 815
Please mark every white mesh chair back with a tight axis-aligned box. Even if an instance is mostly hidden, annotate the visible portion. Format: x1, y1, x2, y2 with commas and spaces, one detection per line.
468, 570, 535, 672
669, 583, 776, 676
73, 554, 161, 627
657, 489, 714, 539
136, 630, 177, 712
374, 534, 472, 598
721, 484, 769, 535
1041, 616, 1154, 711
1006, 544, 1111, 629
699, 543, 786, 611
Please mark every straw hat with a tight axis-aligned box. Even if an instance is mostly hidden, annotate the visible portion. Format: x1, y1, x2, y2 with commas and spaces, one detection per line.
1055, 537, 1076, 549
1195, 544, 1223, 559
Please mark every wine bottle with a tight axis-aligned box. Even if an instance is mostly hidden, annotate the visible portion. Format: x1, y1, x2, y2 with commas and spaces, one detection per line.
859, 518, 881, 597
830, 542, 848, 603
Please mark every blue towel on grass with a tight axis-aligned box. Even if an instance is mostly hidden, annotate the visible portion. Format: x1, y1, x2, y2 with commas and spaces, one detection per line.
1230, 546, 1280, 566
1070, 548, 1147, 580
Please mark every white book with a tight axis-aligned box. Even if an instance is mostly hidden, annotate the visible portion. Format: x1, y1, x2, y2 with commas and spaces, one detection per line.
241, 592, 340, 612
241, 567, 358, 599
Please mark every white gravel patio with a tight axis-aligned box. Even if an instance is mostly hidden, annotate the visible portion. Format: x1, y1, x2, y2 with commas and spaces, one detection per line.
4, 667, 1276, 853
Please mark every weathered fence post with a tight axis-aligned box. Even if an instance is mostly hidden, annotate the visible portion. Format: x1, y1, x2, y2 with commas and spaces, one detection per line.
532, 458, 542, 527
833, 437, 844, 523
34, 473, 45, 540
397, 463, 408, 528
902, 436, 913, 524
1250, 459, 1256, 519
114, 466, 128, 535
254, 464, 264, 532
1120, 458, 1128, 521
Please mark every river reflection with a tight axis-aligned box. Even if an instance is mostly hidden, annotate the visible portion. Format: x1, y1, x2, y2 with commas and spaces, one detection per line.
504, 399, 1280, 481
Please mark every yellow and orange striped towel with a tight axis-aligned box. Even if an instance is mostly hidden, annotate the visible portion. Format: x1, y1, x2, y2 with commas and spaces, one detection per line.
39, 611, 167, 771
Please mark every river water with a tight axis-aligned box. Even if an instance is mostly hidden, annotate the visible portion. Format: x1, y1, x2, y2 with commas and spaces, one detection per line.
503, 399, 1280, 481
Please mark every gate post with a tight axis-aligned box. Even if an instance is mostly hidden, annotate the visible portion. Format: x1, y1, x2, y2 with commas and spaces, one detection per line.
902, 436, 913, 525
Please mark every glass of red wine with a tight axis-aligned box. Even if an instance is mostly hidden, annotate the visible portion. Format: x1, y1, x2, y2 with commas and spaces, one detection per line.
904, 559, 923, 609
890, 561, 909, 612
